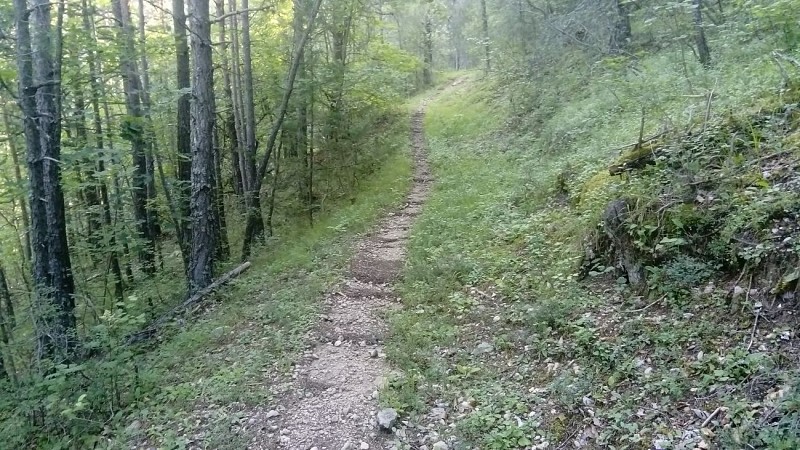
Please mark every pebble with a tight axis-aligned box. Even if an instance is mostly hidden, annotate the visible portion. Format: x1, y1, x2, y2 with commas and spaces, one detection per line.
265, 410, 280, 419
430, 407, 447, 421
474, 342, 494, 354
360, 443, 370, 450
377, 408, 398, 430
432, 442, 448, 450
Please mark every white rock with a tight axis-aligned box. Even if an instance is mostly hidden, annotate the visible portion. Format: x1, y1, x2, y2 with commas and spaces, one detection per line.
430, 407, 447, 421
377, 408, 398, 430
265, 410, 280, 419
360, 443, 370, 450
432, 442, 449, 450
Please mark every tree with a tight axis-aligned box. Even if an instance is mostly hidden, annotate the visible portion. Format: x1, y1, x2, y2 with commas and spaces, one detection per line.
188, 0, 217, 291
174, 0, 192, 262
610, 0, 632, 53
111, 0, 159, 275
241, 0, 324, 258
692, 0, 711, 67
14, 0, 77, 358
480, 0, 490, 72
239, 0, 267, 256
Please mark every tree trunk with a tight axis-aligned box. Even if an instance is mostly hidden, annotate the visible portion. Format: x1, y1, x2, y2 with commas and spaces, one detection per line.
242, 0, 323, 259
111, 0, 158, 275
216, 0, 244, 197
15, 0, 78, 359
2, 106, 31, 264
73, 90, 104, 255
0, 265, 16, 329
174, 0, 193, 261
480, 0, 490, 72
240, 0, 266, 253
188, 0, 217, 292
422, 11, 433, 85
692, 0, 711, 68
0, 264, 13, 380
213, 127, 230, 260
137, 0, 162, 243
610, 0, 632, 53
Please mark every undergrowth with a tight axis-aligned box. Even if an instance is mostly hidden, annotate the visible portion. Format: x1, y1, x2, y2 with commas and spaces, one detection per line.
385, 39, 800, 450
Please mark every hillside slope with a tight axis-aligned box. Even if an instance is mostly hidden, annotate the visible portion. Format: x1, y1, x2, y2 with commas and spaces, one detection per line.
381, 72, 800, 449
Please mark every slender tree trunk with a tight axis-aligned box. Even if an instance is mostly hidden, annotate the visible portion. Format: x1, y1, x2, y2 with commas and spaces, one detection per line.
266, 141, 281, 236
73, 90, 104, 254
2, 106, 31, 264
213, 127, 230, 260
242, 0, 323, 259
0, 265, 16, 329
112, 0, 157, 275
692, 0, 711, 68
229, 0, 249, 200
188, 0, 217, 291
422, 11, 433, 85
15, 0, 77, 359
0, 264, 13, 380
137, 0, 162, 243
216, 0, 244, 197
101, 88, 136, 285
174, 0, 193, 263
82, 0, 125, 301
610, 0, 632, 53
480, 0, 490, 72
240, 0, 266, 253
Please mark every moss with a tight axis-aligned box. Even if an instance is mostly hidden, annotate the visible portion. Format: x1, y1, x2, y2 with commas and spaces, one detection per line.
578, 170, 616, 204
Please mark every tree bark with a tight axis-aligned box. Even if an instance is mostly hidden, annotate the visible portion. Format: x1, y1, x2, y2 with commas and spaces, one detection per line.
174, 0, 193, 261
188, 0, 218, 292
692, 0, 711, 68
15, 0, 78, 359
239, 0, 266, 252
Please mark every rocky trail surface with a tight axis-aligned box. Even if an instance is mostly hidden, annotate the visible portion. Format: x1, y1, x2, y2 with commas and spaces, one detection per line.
243, 96, 436, 450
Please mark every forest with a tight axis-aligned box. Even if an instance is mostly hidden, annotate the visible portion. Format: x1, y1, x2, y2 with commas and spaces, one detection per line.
1, 0, 800, 448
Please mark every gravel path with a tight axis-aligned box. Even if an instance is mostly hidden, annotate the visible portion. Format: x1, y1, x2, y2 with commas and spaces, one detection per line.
244, 99, 433, 450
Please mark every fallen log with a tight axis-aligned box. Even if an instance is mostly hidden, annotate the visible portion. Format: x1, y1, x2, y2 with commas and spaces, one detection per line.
126, 262, 252, 344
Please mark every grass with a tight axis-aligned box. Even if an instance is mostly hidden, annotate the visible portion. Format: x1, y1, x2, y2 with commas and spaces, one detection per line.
383, 38, 800, 450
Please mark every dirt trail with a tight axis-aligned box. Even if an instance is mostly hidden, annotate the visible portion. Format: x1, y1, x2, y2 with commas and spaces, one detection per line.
245, 97, 434, 450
